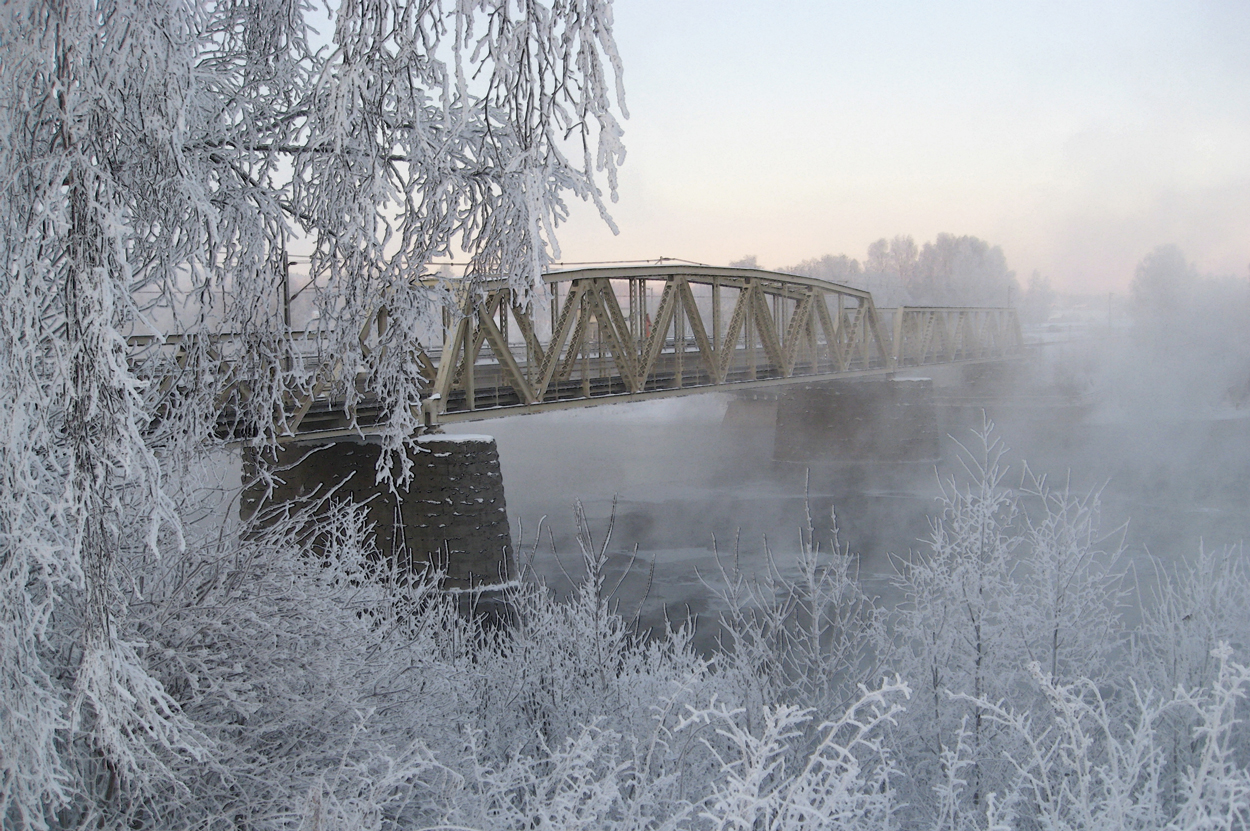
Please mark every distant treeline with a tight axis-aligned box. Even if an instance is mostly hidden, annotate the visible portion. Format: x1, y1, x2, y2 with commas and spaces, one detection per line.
735, 234, 1058, 321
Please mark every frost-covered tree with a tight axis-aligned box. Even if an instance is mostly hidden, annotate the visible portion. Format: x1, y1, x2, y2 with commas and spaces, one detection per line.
1134, 544, 1250, 816
866, 235, 920, 281
0, 0, 625, 823
889, 425, 1025, 821
1114, 245, 1250, 416
1018, 271, 1057, 325
911, 234, 1018, 307
1130, 245, 1196, 321
708, 500, 890, 737
887, 423, 1132, 828
791, 233, 1019, 309
783, 254, 862, 284
1015, 474, 1128, 688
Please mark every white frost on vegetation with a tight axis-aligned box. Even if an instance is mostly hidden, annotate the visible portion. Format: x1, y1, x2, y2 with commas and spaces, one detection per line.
0, 0, 624, 824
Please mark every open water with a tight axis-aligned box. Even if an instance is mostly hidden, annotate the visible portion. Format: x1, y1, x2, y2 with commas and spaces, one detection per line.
446, 384, 1250, 642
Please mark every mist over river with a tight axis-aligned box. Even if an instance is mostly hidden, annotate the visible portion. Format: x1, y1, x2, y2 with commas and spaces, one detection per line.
446, 374, 1250, 643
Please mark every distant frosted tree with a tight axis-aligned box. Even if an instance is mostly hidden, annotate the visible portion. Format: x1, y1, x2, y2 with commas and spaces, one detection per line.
857, 236, 919, 307
1130, 244, 1195, 321
783, 254, 863, 284
889, 426, 1025, 821
866, 235, 919, 281
1116, 246, 1250, 414
785, 234, 1019, 309
0, 0, 625, 822
911, 234, 1018, 307
1020, 271, 1058, 325
782, 244, 908, 306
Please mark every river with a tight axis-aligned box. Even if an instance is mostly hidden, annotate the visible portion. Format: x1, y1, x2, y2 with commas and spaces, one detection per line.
446, 382, 1250, 642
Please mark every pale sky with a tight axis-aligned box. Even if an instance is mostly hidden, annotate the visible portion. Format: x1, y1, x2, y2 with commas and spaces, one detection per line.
551, 0, 1250, 293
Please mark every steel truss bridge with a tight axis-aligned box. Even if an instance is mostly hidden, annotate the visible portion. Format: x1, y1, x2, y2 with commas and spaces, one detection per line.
138, 264, 1024, 439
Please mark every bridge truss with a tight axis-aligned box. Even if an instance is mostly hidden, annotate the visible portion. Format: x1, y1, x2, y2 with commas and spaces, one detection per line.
131, 265, 1023, 439
424, 265, 1021, 426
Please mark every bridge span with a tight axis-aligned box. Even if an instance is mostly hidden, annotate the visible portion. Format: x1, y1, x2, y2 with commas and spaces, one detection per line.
277, 264, 1023, 438
208, 263, 1023, 588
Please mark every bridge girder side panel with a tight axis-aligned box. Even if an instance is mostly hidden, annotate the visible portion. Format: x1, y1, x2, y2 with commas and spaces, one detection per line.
749, 282, 786, 373
940, 311, 956, 362
915, 311, 933, 364
428, 309, 470, 422
534, 280, 586, 399
639, 279, 679, 385
715, 281, 752, 382
975, 311, 991, 359
781, 291, 816, 376
555, 290, 594, 384
475, 295, 534, 404
846, 307, 867, 370
509, 297, 545, 367
675, 277, 720, 383
966, 311, 987, 359
921, 310, 937, 362
864, 298, 891, 370
597, 280, 641, 375
814, 295, 844, 372
935, 311, 953, 362
986, 311, 1004, 357
921, 310, 944, 365
584, 279, 639, 391
962, 311, 978, 360
914, 311, 932, 365
966, 311, 979, 360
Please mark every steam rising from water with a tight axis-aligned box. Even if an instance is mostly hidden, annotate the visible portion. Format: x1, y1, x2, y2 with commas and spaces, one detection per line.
447, 257, 1250, 636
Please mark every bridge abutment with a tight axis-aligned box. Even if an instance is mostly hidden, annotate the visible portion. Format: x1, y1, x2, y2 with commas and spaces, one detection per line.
773, 377, 940, 464
241, 435, 514, 590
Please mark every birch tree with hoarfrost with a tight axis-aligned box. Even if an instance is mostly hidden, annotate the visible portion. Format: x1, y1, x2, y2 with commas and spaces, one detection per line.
0, 0, 625, 822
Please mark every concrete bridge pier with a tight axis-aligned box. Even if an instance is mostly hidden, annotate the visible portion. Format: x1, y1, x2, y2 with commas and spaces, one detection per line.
241, 435, 514, 593
773, 377, 940, 465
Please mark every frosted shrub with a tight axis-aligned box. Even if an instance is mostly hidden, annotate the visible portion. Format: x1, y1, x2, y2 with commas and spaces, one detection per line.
468, 504, 709, 760
1014, 474, 1129, 688
970, 664, 1170, 831
499, 507, 728, 827
116, 497, 461, 829
1138, 544, 1250, 700
422, 503, 913, 831
1135, 544, 1250, 815
690, 677, 908, 831
444, 723, 652, 831
968, 646, 1250, 831
889, 425, 1027, 823
707, 490, 890, 774
1168, 644, 1250, 830
888, 421, 1133, 828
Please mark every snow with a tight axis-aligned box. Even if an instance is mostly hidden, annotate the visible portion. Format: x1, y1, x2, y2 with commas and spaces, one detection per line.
419, 433, 497, 444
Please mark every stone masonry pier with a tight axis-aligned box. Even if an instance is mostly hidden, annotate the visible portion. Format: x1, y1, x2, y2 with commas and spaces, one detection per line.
242, 435, 513, 589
